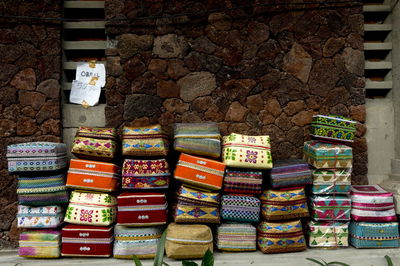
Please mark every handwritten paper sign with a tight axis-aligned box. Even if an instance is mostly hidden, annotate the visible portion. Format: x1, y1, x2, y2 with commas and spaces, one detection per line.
69, 80, 101, 107
75, 62, 106, 87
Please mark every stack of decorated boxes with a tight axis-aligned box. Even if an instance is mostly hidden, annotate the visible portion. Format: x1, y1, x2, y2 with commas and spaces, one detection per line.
349, 184, 399, 248
63, 126, 119, 257
258, 158, 311, 254
305, 115, 354, 248
115, 124, 169, 259
218, 133, 271, 253
167, 123, 223, 259
7, 142, 69, 258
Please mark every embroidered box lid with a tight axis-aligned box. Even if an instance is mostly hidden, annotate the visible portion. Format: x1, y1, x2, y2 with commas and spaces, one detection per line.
223, 133, 271, 150
351, 185, 393, 197
122, 159, 170, 177
123, 124, 167, 137
62, 224, 113, 239
174, 123, 220, 139
7, 142, 67, 158
177, 185, 219, 206
76, 126, 117, 140
260, 188, 307, 203
69, 191, 117, 206
117, 192, 167, 207
114, 225, 164, 239
18, 205, 63, 216
312, 115, 356, 128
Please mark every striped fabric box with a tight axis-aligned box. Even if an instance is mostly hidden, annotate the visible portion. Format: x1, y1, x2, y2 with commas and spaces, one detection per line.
221, 195, 260, 223
351, 185, 397, 222
173, 122, 221, 158
217, 223, 256, 252
113, 225, 164, 259
17, 174, 69, 206
270, 159, 312, 188
223, 168, 263, 195
19, 230, 61, 258
61, 224, 113, 257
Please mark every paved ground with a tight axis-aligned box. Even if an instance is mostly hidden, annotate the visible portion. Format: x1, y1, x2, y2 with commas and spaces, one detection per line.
1, 248, 399, 266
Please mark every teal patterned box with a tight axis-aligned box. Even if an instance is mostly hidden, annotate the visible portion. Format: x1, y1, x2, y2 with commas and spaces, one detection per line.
349, 221, 400, 248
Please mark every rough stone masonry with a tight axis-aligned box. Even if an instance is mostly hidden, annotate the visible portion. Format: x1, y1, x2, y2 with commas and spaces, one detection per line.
104, 1, 367, 180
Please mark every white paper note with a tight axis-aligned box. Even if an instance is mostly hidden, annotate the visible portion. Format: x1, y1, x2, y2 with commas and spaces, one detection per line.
69, 80, 101, 107
75, 62, 106, 87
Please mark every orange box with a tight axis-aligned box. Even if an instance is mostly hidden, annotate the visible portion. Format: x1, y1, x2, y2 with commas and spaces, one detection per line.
66, 159, 120, 192
174, 153, 225, 191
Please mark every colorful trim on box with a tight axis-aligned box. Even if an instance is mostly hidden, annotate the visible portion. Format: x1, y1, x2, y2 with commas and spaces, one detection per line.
122, 125, 169, 156
349, 221, 400, 248
310, 195, 351, 221
311, 169, 352, 195
310, 114, 356, 143
17, 205, 64, 228
223, 168, 263, 195
122, 159, 170, 190
221, 195, 260, 223
270, 159, 311, 188
217, 223, 256, 252
19, 230, 61, 258
303, 141, 352, 169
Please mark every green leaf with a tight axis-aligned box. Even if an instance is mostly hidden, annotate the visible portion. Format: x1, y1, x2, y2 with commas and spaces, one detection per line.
326, 262, 350, 266
385, 255, 393, 266
132, 254, 143, 266
306, 258, 326, 266
162, 262, 170, 266
182, 261, 198, 266
153, 229, 168, 266
201, 249, 214, 266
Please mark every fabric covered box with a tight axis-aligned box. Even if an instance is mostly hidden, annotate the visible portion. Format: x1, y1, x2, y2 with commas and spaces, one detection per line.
121, 159, 169, 190
122, 125, 169, 157
61, 224, 113, 257
222, 133, 273, 169
71, 126, 118, 161
311, 169, 352, 195
223, 168, 263, 195
117, 192, 167, 226
173, 122, 221, 158
174, 153, 225, 191
303, 141, 352, 169
308, 220, 349, 248
66, 159, 120, 192
351, 185, 397, 222
260, 188, 309, 221
17, 205, 64, 228
221, 195, 260, 223
310, 114, 356, 143
270, 159, 312, 188
64, 191, 117, 226
349, 221, 400, 248
310, 195, 351, 221
174, 186, 220, 224
19, 230, 61, 258
7, 142, 67, 173
257, 220, 306, 254
17, 174, 69, 206
114, 225, 163, 259
166, 223, 213, 259
217, 223, 257, 252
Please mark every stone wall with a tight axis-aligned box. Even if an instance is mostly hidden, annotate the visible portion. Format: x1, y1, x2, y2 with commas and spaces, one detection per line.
0, 0, 62, 248
105, 1, 366, 182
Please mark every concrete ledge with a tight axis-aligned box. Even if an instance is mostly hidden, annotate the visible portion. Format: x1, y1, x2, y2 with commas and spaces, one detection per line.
1, 248, 399, 266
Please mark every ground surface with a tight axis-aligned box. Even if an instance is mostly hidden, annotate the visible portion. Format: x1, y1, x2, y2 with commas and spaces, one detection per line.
1, 248, 399, 266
